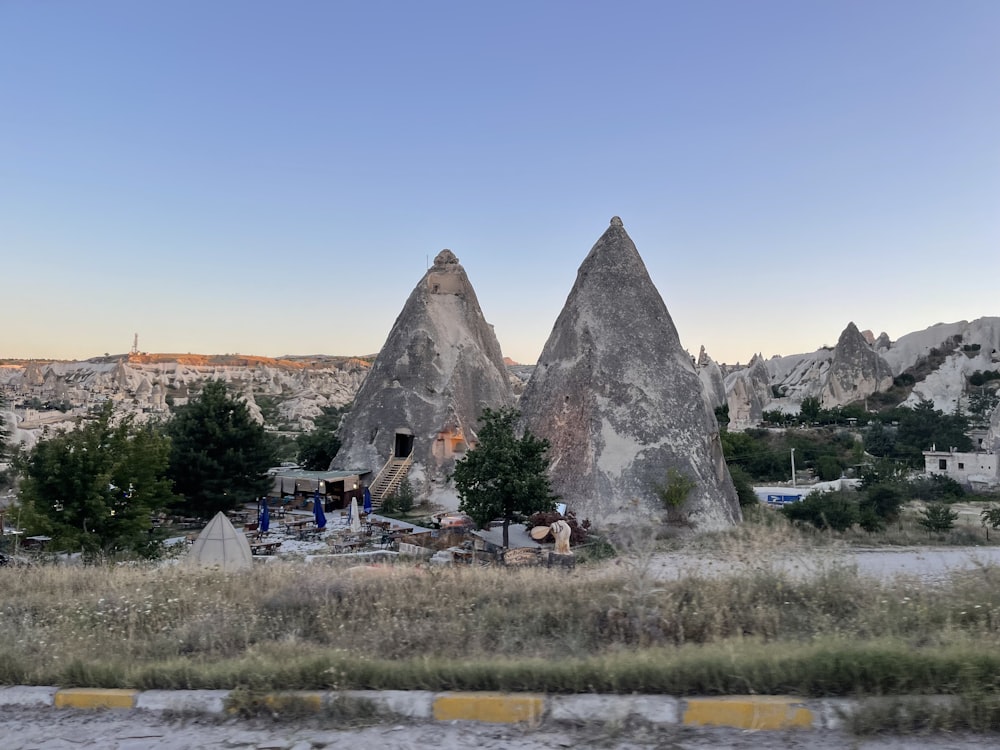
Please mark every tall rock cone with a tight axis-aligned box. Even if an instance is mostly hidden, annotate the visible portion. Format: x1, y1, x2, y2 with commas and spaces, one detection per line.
519, 217, 740, 529
820, 321, 893, 408
330, 250, 514, 501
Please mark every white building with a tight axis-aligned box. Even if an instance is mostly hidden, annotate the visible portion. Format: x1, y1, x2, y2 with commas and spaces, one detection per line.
923, 447, 999, 490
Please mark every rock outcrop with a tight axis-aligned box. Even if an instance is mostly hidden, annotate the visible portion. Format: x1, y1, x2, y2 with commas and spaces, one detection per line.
696, 346, 726, 410
330, 250, 514, 496
724, 353, 772, 430
518, 217, 740, 530
819, 322, 893, 408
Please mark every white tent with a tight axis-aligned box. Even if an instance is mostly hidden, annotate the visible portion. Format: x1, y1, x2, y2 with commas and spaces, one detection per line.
186, 512, 254, 572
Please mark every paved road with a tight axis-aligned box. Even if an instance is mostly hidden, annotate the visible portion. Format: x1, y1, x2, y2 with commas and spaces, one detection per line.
2, 706, 998, 749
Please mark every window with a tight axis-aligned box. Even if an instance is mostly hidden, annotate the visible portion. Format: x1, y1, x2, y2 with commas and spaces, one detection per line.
958, 462, 965, 470
938, 459, 947, 470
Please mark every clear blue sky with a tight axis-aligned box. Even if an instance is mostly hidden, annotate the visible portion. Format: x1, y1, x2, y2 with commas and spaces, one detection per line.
2, 1, 998, 365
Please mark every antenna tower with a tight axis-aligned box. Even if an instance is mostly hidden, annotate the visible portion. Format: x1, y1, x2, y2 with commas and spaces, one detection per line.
131, 333, 139, 356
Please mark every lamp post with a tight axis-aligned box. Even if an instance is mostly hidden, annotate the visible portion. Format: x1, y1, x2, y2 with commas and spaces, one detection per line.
790, 448, 796, 488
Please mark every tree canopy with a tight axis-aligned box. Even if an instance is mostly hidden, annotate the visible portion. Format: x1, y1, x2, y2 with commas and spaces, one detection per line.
165, 381, 276, 518
295, 404, 348, 470
15, 403, 175, 556
451, 407, 557, 548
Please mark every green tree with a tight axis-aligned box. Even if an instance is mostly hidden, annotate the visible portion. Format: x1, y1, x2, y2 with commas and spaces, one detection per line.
859, 483, 905, 525
14, 404, 175, 556
296, 404, 349, 470
919, 503, 958, 535
166, 381, 276, 518
799, 397, 821, 422
0, 392, 12, 490
895, 399, 971, 466
863, 421, 896, 457
382, 477, 415, 516
981, 505, 1000, 538
451, 407, 557, 548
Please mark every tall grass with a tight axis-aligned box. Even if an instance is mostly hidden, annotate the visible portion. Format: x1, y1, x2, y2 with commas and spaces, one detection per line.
4, 538, 1000, 695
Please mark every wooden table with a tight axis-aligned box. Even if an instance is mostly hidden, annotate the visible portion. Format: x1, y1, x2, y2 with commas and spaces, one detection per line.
250, 540, 282, 555
283, 519, 311, 533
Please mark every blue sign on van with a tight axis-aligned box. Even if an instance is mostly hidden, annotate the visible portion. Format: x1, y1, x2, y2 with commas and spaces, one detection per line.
766, 494, 802, 505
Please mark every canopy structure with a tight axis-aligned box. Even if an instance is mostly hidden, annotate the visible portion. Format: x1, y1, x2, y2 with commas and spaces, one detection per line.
187, 512, 253, 572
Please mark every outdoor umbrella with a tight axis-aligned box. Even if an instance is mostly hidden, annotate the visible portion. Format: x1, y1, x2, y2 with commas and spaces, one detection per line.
363, 487, 372, 516
258, 497, 270, 534
313, 489, 327, 530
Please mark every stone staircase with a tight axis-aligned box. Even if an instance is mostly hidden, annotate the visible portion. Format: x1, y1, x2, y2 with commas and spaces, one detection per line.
369, 452, 414, 508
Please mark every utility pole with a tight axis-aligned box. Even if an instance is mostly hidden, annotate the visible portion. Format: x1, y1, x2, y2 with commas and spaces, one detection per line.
790, 447, 796, 488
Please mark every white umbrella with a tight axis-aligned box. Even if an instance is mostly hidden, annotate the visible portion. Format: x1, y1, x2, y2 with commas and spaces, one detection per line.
349, 497, 362, 533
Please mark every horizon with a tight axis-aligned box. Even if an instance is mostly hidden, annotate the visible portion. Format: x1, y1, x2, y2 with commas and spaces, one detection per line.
2, 312, 994, 369
3, 1, 998, 365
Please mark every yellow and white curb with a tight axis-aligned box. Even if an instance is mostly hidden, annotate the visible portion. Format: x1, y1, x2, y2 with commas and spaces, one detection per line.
682, 696, 814, 730
0, 687, 902, 730
432, 692, 545, 725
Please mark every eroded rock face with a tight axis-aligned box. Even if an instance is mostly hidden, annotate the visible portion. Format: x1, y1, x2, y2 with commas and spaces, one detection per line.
724, 353, 772, 430
330, 250, 514, 491
519, 218, 740, 530
820, 322, 893, 408
696, 346, 726, 410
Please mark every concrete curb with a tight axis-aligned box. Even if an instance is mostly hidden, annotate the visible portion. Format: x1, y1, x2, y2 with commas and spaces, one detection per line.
0, 687, 932, 730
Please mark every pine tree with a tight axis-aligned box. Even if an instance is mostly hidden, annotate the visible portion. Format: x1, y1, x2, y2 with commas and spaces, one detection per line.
451, 408, 557, 548
166, 381, 276, 518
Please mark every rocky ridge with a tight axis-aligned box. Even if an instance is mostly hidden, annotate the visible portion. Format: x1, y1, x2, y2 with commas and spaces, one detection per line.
0, 354, 369, 450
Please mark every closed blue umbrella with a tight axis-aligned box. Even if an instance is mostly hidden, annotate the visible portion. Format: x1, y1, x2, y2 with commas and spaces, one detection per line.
313, 489, 327, 530
259, 497, 270, 534
363, 487, 372, 516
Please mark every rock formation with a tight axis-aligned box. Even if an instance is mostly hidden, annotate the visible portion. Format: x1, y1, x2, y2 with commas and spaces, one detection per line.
330, 250, 514, 496
518, 217, 740, 530
696, 346, 726, 410
724, 353, 772, 430
819, 322, 893, 408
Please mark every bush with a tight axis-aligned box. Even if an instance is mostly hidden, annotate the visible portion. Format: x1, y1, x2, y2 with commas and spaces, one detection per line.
655, 468, 696, 524
859, 483, 905, 524
781, 491, 858, 532
727, 465, 759, 507
919, 504, 958, 534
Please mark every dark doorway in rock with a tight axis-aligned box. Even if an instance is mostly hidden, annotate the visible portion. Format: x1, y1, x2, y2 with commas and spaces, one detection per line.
394, 431, 414, 458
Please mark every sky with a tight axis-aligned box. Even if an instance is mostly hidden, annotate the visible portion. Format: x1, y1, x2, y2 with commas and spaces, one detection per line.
2, 1, 998, 366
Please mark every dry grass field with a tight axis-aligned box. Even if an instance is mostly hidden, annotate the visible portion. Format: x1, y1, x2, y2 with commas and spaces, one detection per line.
3, 514, 1000, 713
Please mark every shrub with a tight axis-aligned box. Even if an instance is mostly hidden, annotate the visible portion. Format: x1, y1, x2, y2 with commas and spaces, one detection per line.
781, 491, 858, 532
859, 483, 905, 523
919, 503, 959, 534
655, 468, 696, 524
727, 465, 759, 507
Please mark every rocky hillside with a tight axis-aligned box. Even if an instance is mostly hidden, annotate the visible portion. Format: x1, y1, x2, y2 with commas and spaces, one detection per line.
0, 353, 370, 449
707, 317, 1000, 445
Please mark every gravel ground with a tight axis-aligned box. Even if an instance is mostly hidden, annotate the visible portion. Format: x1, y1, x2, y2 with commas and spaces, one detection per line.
2, 706, 1000, 750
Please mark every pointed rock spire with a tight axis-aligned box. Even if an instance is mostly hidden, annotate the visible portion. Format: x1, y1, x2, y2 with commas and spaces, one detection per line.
821, 322, 893, 407
331, 250, 514, 495
696, 345, 726, 410
519, 218, 740, 529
